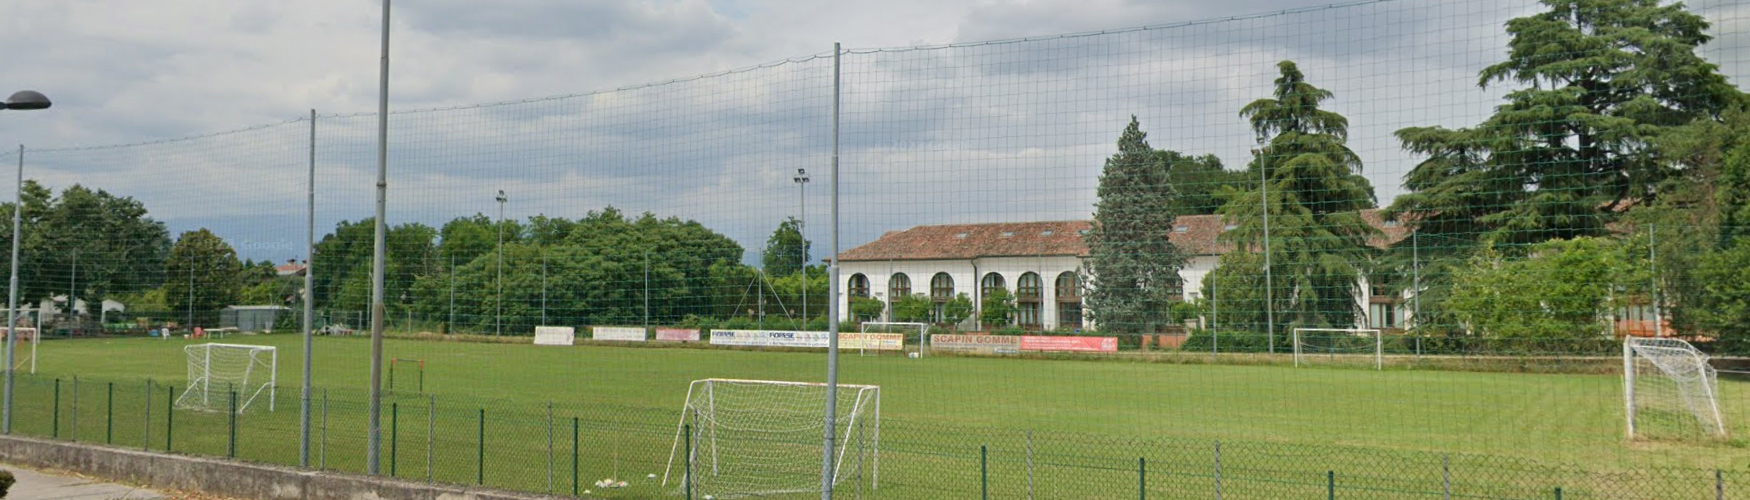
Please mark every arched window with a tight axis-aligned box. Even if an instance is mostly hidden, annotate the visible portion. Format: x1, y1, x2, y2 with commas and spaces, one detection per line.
931, 273, 955, 301
1056, 272, 1079, 300
1056, 272, 1082, 329
981, 273, 1006, 298
1017, 272, 1042, 327
889, 273, 911, 298
848, 273, 870, 298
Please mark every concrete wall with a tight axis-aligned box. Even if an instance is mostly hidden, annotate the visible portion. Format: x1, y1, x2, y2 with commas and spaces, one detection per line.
0, 435, 569, 500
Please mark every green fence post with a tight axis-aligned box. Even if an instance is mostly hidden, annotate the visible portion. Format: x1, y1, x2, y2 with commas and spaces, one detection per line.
572, 416, 579, 498
106, 381, 113, 444
70, 377, 77, 441
142, 380, 151, 451
477, 408, 485, 486
165, 385, 174, 452
1139, 457, 1146, 500
53, 378, 61, 439
684, 423, 693, 500
391, 402, 398, 477
1327, 471, 1334, 500
1555, 487, 1562, 500
981, 445, 989, 500
228, 390, 237, 458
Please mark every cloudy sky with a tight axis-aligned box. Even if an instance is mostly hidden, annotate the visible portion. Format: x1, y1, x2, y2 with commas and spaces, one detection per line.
2, 0, 1746, 263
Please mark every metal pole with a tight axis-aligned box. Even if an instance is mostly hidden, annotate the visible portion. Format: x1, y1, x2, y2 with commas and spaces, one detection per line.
796, 169, 810, 322
106, 381, 112, 444
645, 251, 650, 333
1214, 442, 1222, 500
427, 394, 435, 481
496, 190, 505, 336
5, 144, 21, 434
1651, 224, 1663, 337
1139, 457, 1146, 500
980, 445, 988, 500
448, 255, 455, 332
1026, 430, 1034, 500
187, 263, 194, 329
541, 250, 547, 325
302, 108, 316, 468
821, 42, 842, 500
1442, 454, 1451, 500
1259, 150, 1275, 353
391, 402, 398, 476
367, 0, 392, 476
477, 407, 485, 486
1412, 231, 1420, 333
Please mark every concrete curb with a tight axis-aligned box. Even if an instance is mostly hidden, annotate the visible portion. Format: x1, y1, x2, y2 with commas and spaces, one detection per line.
0, 435, 576, 500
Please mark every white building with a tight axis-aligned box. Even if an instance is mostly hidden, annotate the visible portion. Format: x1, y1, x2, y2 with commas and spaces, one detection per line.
836, 210, 1411, 332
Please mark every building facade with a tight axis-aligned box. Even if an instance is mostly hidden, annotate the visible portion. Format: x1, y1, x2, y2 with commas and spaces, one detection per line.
836, 211, 1411, 332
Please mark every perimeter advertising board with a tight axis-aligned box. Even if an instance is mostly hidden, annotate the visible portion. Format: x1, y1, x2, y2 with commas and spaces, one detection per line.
930, 334, 1022, 355
1019, 335, 1118, 352
654, 328, 701, 342
532, 326, 575, 346
709, 330, 903, 350
592, 326, 647, 342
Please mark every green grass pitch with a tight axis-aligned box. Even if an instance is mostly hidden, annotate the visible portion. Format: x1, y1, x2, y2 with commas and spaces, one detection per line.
5, 333, 1746, 499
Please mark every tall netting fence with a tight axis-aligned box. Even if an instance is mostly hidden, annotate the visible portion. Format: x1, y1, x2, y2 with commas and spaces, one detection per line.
2, 0, 1750, 498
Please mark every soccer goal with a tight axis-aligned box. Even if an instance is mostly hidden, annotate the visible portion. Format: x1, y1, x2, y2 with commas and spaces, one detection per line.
1292, 328, 1382, 370
3, 327, 38, 374
663, 378, 880, 498
177, 343, 276, 413
1624, 337, 1727, 439
861, 322, 930, 357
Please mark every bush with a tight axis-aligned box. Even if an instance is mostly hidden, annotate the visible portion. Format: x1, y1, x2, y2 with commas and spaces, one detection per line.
0, 469, 13, 498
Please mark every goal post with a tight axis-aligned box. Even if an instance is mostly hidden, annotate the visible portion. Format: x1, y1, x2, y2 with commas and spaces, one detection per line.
662, 378, 880, 498
177, 343, 277, 413
861, 321, 930, 357
1292, 328, 1382, 370
1624, 337, 1727, 439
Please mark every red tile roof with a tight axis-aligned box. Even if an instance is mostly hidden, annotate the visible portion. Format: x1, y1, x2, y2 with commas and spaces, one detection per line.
838, 210, 1409, 262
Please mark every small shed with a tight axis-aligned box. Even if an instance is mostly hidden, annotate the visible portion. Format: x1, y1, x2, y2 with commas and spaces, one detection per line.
221, 305, 290, 332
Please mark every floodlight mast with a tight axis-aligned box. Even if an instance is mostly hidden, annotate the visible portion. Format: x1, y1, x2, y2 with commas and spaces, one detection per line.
3, 90, 51, 434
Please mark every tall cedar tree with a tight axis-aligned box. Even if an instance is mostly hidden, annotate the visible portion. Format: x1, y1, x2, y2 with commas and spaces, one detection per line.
1083, 117, 1186, 334
164, 229, 242, 327
1217, 61, 1378, 332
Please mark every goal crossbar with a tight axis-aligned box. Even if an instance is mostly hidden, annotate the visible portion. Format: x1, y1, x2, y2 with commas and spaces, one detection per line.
1292, 328, 1383, 370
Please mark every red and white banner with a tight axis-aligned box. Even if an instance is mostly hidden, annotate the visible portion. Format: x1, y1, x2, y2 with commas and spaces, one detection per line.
1019, 335, 1118, 352
655, 328, 701, 342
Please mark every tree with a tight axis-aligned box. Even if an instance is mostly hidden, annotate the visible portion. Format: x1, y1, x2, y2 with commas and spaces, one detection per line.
1160, 151, 1245, 216
891, 294, 934, 323
1387, 0, 1742, 251
0, 182, 171, 307
164, 229, 242, 327
1689, 238, 1750, 355
1445, 237, 1645, 343
1083, 117, 1187, 335
849, 297, 885, 323
761, 217, 809, 277
941, 293, 974, 331
1218, 61, 1378, 334
980, 287, 1015, 327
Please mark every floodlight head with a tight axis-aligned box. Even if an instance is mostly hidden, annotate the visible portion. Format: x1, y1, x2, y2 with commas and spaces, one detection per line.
2, 90, 51, 111
495, 190, 507, 203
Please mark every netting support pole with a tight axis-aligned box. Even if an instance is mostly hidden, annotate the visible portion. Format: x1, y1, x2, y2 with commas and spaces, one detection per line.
821, 40, 843, 500
1259, 146, 1275, 354
1623, 340, 1636, 439
301, 109, 315, 469
365, 0, 392, 477
1651, 224, 1662, 338
105, 381, 112, 444
3, 144, 23, 435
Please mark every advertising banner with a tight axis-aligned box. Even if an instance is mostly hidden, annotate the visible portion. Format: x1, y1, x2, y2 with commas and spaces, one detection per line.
532, 326, 575, 346
840, 333, 906, 351
930, 334, 1022, 354
592, 326, 648, 342
1019, 335, 1118, 352
710, 330, 831, 348
654, 328, 701, 342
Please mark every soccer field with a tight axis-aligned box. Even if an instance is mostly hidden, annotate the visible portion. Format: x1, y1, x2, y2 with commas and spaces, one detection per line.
6, 334, 1747, 499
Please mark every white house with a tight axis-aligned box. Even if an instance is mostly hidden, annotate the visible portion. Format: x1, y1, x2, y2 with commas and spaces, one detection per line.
836, 210, 1412, 332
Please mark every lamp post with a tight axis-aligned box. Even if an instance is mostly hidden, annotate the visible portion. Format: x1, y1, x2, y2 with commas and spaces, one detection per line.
495, 190, 506, 336
3, 89, 52, 434
793, 168, 809, 324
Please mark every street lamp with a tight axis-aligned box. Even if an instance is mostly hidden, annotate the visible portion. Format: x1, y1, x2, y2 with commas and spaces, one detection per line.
793, 168, 809, 323
495, 190, 507, 336
3, 89, 51, 434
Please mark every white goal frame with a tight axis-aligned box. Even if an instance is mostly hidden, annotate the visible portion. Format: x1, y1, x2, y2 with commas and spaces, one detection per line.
1624, 337, 1726, 439
1292, 328, 1382, 370
177, 343, 277, 413
861, 321, 930, 357
662, 378, 880, 497
3, 327, 38, 374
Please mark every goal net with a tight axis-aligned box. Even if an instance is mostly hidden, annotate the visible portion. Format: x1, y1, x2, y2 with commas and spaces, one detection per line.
177, 343, 277, 413
861, 322, 930, 357
1292, 328, 1382, 370
663, 378, 880, 498
1624, 337, 1726, 439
